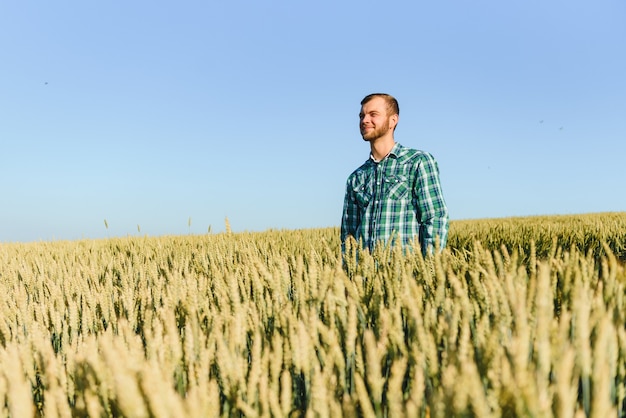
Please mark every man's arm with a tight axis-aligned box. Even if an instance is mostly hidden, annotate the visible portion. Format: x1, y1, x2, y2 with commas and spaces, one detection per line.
414, 153, 449, 254
340, 180, 360, 252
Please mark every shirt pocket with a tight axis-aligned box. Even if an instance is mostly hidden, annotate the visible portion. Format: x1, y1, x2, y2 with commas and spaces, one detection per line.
352, 182, 373, 207
384, 175, 410, 200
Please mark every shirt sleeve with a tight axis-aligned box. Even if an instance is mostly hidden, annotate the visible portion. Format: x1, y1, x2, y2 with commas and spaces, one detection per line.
340, 178, 359, 251
413, 153, 449, 254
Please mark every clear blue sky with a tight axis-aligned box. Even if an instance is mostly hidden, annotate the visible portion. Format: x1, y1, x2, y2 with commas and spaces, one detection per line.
1, 1, 625, 242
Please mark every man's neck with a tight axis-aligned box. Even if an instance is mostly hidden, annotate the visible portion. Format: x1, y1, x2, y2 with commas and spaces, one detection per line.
370, 136, 395, 161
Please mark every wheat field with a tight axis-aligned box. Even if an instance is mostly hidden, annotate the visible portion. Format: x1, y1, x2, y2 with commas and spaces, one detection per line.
0, 212, 625, 417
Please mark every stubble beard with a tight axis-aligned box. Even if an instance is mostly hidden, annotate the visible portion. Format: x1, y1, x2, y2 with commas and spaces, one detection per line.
361, 119, 390, 142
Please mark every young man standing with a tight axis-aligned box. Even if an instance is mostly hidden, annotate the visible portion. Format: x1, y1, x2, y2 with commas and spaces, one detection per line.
341, 93, 449, 255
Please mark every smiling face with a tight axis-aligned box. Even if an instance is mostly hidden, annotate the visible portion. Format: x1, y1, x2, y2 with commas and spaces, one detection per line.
359, 96, 398, 142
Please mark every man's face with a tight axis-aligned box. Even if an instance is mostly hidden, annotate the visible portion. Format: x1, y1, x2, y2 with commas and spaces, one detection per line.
359, 97, 396, 141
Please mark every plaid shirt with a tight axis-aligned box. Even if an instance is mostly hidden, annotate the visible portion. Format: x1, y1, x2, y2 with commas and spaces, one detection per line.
341, 143, 449, 254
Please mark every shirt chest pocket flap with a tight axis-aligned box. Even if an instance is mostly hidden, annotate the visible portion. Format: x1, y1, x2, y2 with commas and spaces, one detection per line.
353, 182, 372, 207
384, 175, 410, 200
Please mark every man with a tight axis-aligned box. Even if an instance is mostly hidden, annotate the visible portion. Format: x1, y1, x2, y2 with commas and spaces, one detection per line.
341, 93, 449, 255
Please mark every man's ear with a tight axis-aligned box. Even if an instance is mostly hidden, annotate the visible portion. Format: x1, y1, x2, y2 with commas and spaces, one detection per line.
390, 114, 399, 130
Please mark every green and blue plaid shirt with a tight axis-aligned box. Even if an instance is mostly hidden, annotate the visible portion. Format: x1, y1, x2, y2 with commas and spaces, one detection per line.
341, 143, 449, 254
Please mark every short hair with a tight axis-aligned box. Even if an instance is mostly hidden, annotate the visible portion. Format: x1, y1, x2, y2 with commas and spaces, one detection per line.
360, 93, 400, 117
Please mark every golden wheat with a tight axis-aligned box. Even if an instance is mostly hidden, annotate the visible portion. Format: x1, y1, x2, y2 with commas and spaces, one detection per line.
0, 213, 624, 416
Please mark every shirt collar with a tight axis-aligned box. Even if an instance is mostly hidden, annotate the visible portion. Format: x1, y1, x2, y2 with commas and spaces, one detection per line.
369, 142, 402, 163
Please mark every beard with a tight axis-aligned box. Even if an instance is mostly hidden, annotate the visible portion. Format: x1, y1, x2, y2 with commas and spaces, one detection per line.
361, 118, 390, 141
